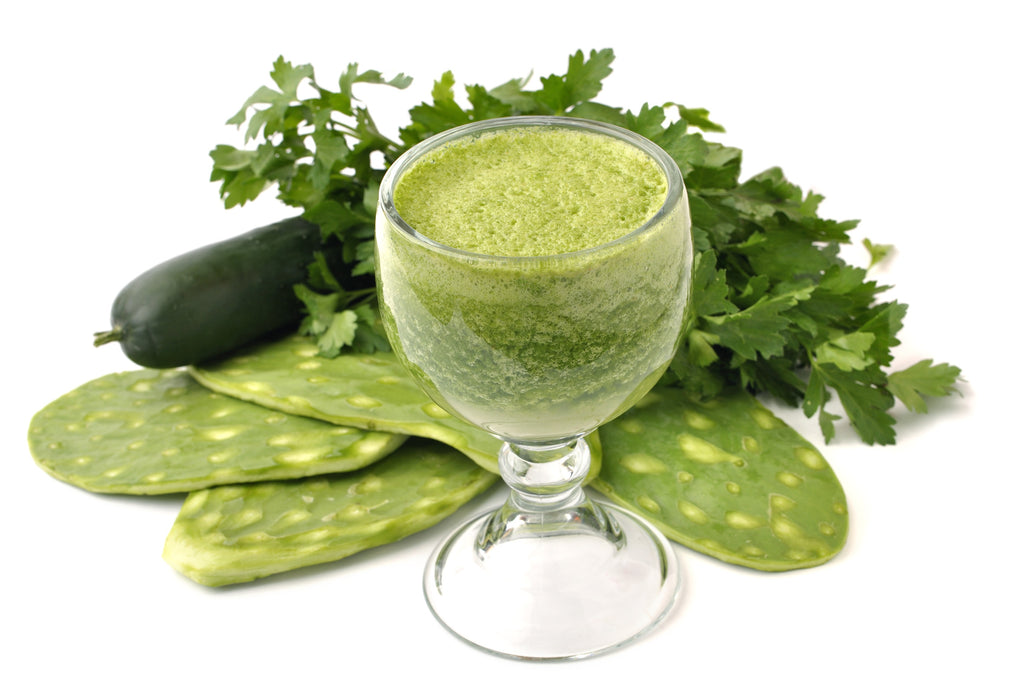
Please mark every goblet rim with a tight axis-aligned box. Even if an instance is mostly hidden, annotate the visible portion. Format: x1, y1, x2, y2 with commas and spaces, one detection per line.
378, 115, 686, 264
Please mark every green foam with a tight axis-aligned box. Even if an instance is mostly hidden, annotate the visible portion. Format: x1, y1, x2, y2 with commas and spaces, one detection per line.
189, 334, 602, 479
593, 387, 848, 571
163, 440, 497, 586
28, 369, 406, 494
394, 125, 668, 256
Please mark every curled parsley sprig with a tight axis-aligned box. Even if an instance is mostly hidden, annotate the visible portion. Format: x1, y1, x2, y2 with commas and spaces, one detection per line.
211, 48, 961, 445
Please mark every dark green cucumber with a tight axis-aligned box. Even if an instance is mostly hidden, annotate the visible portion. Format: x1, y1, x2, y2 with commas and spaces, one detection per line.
95, 217, 343, 368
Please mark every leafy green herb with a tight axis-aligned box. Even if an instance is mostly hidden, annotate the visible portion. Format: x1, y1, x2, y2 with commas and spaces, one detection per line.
862, 238, 894, 268
211, 57, 409, 356
887, 359, 963, 414
212, 48, 962, 445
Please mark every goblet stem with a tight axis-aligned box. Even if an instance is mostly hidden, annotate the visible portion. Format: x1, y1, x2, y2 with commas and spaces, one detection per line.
477, 438, 625, 556
500, 439, 590, 506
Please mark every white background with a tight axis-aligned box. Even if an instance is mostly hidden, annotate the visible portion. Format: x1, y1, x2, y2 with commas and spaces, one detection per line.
3, 1, 1021, 677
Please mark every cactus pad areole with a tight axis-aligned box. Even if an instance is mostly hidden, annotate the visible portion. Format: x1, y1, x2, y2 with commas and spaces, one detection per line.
163, 440, 497, 586
28, 369, 406, 494
593, 387, 848, 571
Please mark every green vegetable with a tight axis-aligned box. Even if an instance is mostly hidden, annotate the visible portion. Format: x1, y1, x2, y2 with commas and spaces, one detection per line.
213, 48, 962, 445
94, 217, 352, 368
163, 440, 497, 586
862, 238, 894, 268
188, 334, 502, 471
594, 387, 848, 571
28, 369, 406, 494
188, 333, 603, 480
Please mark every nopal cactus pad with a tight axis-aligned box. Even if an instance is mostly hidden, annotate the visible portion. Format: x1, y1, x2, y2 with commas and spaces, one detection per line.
592, 387, 848, 571
188, 334, 602, 478
28, 369, 406, 494
163, 440, 497, 586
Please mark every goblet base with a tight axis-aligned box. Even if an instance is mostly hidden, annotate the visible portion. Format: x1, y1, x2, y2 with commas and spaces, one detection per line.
423, 499, 682, 660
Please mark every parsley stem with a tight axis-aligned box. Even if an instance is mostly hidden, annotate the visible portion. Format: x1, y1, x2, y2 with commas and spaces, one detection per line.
329, 121, 402, 156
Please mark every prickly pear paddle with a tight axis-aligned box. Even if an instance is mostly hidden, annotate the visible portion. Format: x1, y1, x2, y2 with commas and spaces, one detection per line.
593, 387, 848, 571
163, 440, 497, 586
189, 334, 602, 477
28, 369, 406, 494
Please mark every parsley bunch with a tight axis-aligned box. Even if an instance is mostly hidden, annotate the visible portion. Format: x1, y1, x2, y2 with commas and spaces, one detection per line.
211, 48, 961, 445
209, 60, 409, 355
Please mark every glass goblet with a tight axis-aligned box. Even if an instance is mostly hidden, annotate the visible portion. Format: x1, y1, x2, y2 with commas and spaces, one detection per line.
375, 116, 693, 660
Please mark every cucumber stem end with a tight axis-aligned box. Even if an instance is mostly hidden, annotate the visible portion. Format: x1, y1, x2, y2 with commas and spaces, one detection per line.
93, 327, 123, 348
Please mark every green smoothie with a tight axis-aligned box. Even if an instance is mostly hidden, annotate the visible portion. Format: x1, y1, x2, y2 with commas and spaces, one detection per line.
376, 119, 692, 444
392, 126, 668, 256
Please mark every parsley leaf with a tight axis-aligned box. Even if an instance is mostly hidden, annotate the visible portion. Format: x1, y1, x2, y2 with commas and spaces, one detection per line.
888, 360, 963, 413
806, 361, 897, 444
537, 48, 615, 114
863, 238, 894, 268
318, 309, 360, 356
